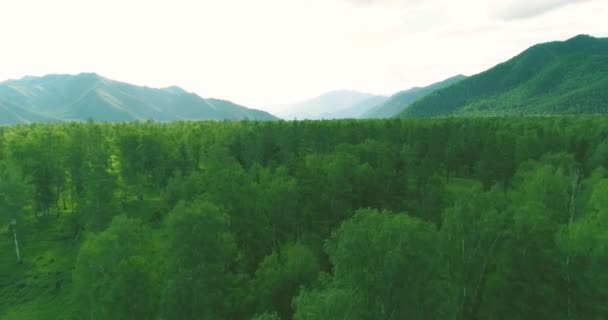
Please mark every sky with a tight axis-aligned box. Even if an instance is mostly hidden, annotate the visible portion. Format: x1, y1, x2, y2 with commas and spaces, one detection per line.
0, 0, 606, 113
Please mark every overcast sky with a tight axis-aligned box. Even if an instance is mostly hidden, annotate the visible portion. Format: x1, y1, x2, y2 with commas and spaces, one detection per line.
0, 0, 606, 112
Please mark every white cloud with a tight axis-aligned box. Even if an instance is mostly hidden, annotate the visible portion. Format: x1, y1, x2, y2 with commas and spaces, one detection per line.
344, 0, 424, 6
492, 0, 592, 20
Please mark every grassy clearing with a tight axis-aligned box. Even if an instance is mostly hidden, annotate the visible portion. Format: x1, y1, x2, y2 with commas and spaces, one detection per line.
0, 198, 162, 319
0, 214, 78, 319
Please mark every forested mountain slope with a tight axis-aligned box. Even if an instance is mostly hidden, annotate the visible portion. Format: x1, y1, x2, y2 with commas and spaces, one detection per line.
0, 73, 277, 123
400, 34, 608, 117
2, 118, 608, 319
363, 75, 466, 118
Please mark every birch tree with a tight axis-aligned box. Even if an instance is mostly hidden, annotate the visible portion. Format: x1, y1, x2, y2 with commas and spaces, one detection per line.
0, 162, 31, 264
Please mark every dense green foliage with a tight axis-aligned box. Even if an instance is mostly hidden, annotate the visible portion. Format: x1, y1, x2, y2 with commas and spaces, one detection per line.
400, 35, 608, 117
2, 117, 608, 319
363, 74, 466, 118
0, 73, 277, 124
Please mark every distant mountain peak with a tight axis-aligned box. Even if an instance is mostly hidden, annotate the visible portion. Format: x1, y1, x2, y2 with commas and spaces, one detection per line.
448, 74, 467, 80
76, 72, 101, 77
161, 86, 189, 95
0, 73, 277, 124
567, 34, 596, 41
275, 90, 387, 120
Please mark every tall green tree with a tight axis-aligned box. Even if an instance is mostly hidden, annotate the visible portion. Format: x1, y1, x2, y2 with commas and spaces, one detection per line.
77, 124, 120, 230
294, 209, 450, 320
253, 243, 319, 319
7, 126, 67, 216
72, 216, 159, 320
556, 178, 608, 319
163, 200, 237, 320
440, 186, 508, 320
0, 162, 31, 222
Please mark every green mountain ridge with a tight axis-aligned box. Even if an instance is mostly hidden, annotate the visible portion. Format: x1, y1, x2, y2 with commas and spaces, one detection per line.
363, 75, 467, 118
400, 34, 608, 117
0, 73, 277, 123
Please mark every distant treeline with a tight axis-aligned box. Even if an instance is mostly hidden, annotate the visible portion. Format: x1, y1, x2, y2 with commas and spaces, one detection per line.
2, 117, 608, 319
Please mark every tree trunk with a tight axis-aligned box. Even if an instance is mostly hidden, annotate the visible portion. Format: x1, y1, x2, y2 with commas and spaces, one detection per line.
566, 168, 582, 320
13, 227, 22, 264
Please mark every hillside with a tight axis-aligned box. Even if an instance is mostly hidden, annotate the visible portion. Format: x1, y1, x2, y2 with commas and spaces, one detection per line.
274, 90, 387, 119
0, 100, 57, 125
400, 35, 608, 117
0, 73, 277, 123
363, 75, 466, 118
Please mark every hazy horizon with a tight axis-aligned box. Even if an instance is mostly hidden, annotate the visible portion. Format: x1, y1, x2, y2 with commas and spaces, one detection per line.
0, 0, 606, 113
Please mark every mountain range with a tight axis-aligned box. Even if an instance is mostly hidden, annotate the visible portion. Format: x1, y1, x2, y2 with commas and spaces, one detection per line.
400, 34, 608, 117
272, 90, 388, 120
0, 73, 276, 124
363, 75, 467, 118
271, 76, 468, 120
1, 34, 605, 124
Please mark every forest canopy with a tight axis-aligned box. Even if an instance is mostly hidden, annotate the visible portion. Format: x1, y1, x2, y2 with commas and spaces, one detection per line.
2, 117, 608, 319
